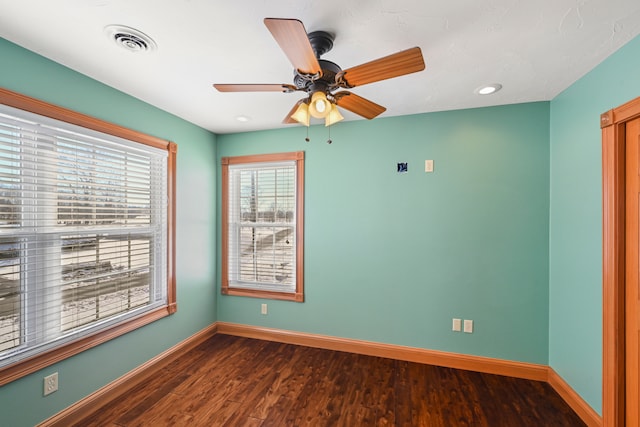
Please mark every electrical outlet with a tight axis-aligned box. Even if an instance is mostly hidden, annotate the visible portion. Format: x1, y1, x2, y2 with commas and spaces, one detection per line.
44, 372, 58, 396
261, 303, 268, 315
464, 319, 474, 334
452, 318, 462, 332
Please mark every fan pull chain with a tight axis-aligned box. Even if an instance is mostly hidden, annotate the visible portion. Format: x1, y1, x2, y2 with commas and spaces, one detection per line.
305, 126, 310, 142
327, 124, 332, 144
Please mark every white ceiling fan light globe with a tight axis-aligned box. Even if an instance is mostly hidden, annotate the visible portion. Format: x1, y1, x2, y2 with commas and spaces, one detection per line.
309, 91, 331, 118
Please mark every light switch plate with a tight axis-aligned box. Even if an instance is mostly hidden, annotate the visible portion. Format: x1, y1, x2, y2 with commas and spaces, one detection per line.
425, 160, 434, 173
452, 318, 462, 332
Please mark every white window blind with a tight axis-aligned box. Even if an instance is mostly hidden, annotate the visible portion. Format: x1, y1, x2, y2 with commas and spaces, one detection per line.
0, 104, 168, 368
227, 161, 296, 293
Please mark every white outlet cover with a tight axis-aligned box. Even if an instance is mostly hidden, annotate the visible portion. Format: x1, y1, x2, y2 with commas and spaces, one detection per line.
44, 372, 58, 396
464, 319, 473, 333
452, 318, 462, 331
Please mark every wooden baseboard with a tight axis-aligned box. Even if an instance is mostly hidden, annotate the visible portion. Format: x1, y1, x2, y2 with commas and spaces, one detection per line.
548, 368, 603, 427
38, 323, 218, 427
216, 322, 548, 381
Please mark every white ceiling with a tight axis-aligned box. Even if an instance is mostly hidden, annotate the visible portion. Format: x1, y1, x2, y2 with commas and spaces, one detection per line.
1, 0, 640, 134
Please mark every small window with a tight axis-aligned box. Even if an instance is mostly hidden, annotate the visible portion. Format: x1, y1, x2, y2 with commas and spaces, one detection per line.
0, 88, 176, 385
221, 152, 304, 302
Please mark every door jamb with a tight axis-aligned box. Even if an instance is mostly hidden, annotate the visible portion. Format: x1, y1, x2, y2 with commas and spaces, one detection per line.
602, 96, 640, 427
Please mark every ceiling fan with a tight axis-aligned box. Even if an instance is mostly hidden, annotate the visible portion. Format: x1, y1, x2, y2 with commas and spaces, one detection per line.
214, 18, 426, 127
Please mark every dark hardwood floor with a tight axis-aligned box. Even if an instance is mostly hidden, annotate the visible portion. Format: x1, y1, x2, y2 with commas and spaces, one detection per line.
73, 334, 586, 426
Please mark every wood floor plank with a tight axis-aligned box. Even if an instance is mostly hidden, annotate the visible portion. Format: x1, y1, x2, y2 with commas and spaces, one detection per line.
276, 346, 336, 426
393, 360, 415, 427
248, 344, 309, 420
71, 334, 587, 427
359, 355, 396, 426
71, 368, 189, 427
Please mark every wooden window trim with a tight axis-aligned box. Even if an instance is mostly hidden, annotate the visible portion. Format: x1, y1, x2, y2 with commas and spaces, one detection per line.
0, 87, 177, 386
601, 96, 640, 426
221, 152, 304, 302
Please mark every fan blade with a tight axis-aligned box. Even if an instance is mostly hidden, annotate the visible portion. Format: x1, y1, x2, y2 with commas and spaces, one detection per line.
334, 91, 386, 119
264, 18, 321, 75
337, 47, 425, 88
214, 84, 296, 92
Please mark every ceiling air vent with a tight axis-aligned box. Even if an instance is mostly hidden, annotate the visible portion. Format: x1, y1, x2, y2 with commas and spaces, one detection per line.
104, 25, 157, 53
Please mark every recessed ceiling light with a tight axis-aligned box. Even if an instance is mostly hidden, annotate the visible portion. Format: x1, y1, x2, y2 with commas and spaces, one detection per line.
104, 25, 157, 53
475, 84, 502, 95
236, 115, 251, 122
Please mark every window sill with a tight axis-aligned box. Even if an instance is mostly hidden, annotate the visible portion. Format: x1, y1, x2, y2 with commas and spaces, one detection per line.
221, 287, 303, 302
0, 304, 175, 387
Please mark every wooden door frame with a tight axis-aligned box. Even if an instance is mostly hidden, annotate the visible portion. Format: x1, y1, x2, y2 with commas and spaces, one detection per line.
602, 96, 640, 427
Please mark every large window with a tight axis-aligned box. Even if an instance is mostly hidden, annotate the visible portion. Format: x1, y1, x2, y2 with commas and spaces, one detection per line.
221, 152, 304, 302
0, 88, 176, 385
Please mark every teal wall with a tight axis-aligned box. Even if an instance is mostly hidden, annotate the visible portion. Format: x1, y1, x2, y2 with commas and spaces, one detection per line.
0, 38, 218, 426
549, 34, 640, 415
217, 102, 551, 364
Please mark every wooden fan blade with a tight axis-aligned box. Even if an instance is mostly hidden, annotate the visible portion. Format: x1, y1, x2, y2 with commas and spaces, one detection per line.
214, 84, 296, 92
334, 91, 386, 119
338, 47, 425, 88
264, 18, 321, 75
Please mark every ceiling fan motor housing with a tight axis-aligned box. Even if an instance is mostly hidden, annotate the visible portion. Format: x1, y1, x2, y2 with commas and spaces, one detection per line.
294, 59, 342, 94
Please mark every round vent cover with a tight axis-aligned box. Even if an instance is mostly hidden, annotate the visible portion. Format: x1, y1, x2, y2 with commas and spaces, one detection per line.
104, 25, 157, 53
